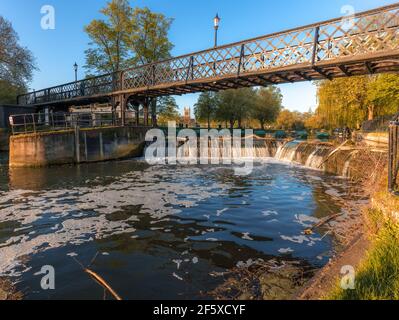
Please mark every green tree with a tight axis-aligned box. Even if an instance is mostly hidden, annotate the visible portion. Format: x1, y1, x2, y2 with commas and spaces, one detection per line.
84, 2, 174, 123
194, 92, 217, 129
84, 0, 132, 74
215, 88, 256, 129
252, 86, 282, 129
0, 16, 36, 103
157, 96, 180, 123
316, 76, 370, 129
128, 7, 173, 65
276, 110, 306, 131
315, 74, 399, 130
128, 7, 174, 120
367, 74, 399, 119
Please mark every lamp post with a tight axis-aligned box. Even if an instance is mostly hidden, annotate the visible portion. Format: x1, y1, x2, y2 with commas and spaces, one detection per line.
214, 13, 221, 47
73, 62, 78, 82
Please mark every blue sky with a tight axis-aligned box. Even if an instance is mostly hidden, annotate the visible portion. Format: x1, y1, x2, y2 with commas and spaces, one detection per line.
0, 0, 396, 112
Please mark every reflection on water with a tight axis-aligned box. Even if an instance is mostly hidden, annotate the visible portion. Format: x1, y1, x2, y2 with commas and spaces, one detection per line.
0, 157, 364, 299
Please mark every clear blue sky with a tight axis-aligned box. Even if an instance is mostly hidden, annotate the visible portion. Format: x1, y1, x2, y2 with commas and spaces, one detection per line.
0, 0, 396, 112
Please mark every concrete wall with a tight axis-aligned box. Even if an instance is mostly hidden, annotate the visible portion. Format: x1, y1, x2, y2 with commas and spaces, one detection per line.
9, 126, 147, 167
358, 132, 389, 147
0, 128, 9, 151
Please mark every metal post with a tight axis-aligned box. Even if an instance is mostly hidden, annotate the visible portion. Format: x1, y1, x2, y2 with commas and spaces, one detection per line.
311, 26, 320, 66
237, 44, 245, 77
120, 95, 126, 126
32, 114, 36, 133
74, 124, 81, 164
389, 115, 399, 195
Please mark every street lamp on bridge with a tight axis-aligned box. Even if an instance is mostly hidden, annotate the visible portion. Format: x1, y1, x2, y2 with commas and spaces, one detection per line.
214, 13, 221, 47
73, 62, 78, 82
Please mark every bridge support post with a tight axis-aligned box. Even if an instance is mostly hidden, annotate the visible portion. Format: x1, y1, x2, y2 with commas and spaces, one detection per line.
151, 98, 158, 128
143, 99, 149, 127
120, 94, 127, 126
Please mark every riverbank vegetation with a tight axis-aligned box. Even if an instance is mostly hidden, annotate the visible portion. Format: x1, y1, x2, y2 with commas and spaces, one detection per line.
306, 75, 399, 131
328, 180, 399, 300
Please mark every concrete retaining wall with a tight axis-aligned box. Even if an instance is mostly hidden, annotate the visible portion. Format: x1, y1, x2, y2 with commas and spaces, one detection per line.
357, 132, 389, 148
9, 126, 147, 167
0, 129, 9, 151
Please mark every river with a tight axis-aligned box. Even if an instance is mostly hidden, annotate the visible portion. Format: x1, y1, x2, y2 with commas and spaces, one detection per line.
0, 152, 366, 299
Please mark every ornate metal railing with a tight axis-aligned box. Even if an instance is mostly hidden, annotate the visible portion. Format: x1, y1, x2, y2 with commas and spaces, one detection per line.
17, 73, 120, 105
18, 3, 399, 105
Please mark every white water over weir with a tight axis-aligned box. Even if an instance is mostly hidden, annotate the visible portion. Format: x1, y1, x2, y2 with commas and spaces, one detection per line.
170, 136, 385, 178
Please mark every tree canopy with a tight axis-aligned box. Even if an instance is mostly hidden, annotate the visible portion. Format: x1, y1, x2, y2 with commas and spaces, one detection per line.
157, 96, 180, 124
251, 86, 283, 129
0, 16, 36, 103
194, 92, 217, 129
193, 86, 283, 129
84, 0, 173, 74
314, 74, 399, 130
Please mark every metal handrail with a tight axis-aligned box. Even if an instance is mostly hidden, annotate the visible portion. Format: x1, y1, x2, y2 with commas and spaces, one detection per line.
8, 111, 141, 135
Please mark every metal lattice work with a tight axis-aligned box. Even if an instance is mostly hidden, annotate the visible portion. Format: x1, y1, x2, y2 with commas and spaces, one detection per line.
18, 3, 399, 106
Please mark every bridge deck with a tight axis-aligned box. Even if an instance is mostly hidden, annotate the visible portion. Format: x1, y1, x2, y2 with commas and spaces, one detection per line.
18, 3, 399, 107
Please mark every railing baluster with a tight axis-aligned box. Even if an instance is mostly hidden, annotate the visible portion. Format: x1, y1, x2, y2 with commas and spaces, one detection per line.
237, 44, 246, 77
311, 26, 320, 66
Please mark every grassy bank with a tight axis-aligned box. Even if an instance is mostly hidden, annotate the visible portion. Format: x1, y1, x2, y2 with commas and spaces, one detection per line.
329, 189, 399, 300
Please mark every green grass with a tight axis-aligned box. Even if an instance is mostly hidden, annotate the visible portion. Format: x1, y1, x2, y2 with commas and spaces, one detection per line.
329, 208, 399, 300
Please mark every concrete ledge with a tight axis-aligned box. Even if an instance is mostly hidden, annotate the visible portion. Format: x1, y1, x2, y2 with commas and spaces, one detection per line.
9, 126, 148, 167
358, 132, 389, 147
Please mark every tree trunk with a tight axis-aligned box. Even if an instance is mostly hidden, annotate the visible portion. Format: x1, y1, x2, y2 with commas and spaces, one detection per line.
368, 105, 374, 121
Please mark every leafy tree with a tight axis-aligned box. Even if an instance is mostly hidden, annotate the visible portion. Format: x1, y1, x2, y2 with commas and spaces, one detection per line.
215, 88, 256, 129
316, 76, 370, 129
128, 7, 173, 65
0, 16, 36, 103
194, 92, 217, 129
304, 113, 323, 130
251, 86, 282, 129
84, 0, 132, 74
84, 1, 174, 122
315, 74, 399, 130
367, 74, 399, 119
128, 7, 174, 120
157, 96, 180, 123
276, 110, 306, 131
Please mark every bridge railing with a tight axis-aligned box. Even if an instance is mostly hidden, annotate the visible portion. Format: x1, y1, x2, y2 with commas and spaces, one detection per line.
17, 3, 399, 105
8, 111, 138, 135
17, 72, 120, 105
120, 3, 399, 90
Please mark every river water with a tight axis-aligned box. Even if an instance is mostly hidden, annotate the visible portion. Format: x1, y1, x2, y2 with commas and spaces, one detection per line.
0, 153, 364, 299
